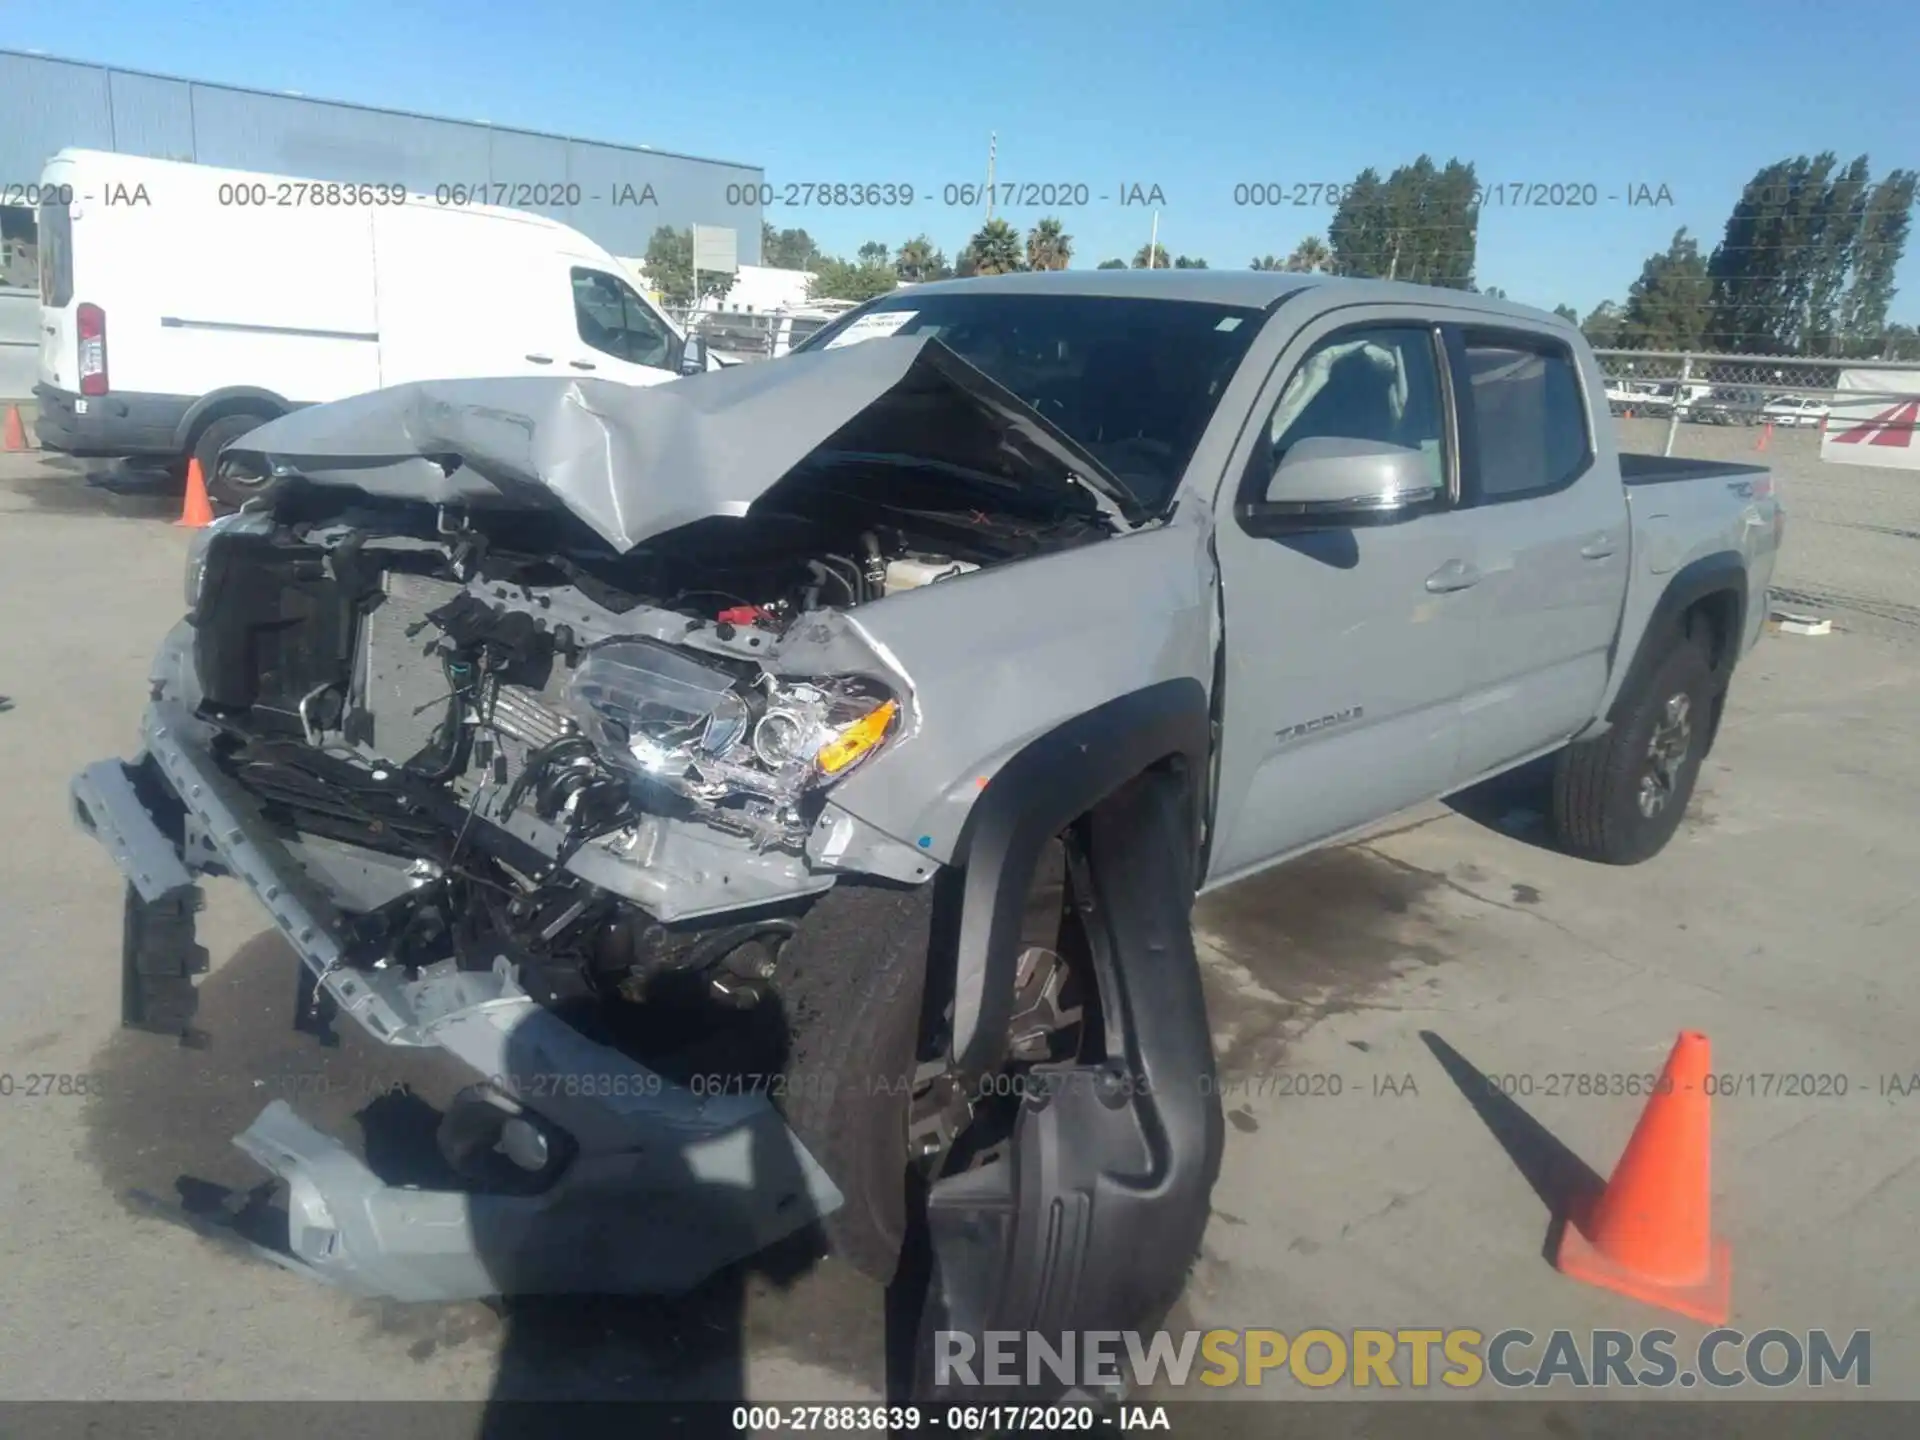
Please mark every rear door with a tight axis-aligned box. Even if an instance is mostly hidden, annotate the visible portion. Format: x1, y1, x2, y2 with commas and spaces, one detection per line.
32, 167, 77, 391
1205, 306, 1482, 887
1447, 325, 1631, 781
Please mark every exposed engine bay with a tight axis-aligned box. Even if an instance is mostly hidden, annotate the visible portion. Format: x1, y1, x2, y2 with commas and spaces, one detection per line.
184, 457, 1113, 1017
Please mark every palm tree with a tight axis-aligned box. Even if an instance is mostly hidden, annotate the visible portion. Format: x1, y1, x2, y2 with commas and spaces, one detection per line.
895, 235, 946, 283
963, 218, 1025, 276
1132, 242, 1171, 270
1025, 217, 1073, 271
1250, 254, 1286, 271
1284, 236, 1331, 273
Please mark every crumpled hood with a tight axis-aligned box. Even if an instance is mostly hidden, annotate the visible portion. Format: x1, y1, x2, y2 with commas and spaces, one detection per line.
221, 334, 1137, 551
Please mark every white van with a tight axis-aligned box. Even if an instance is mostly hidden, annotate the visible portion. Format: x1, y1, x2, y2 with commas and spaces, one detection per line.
32, 149, 703, 505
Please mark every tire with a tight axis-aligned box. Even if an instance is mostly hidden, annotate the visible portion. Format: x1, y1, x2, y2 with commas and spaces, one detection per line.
192, 412, 276, 512
1551, 626, 1716, 865
775, 879, 940, 1285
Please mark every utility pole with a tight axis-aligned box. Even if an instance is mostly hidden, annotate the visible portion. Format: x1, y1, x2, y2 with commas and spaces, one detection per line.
985, 132, 997, 223
1148, 209, 1159, 269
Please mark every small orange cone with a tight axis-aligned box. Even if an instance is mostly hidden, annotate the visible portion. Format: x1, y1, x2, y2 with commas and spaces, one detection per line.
2, 404, 28, 452
176, 457, 214, 528
1555, 1031, 1730, 1324
1755, 422, 1772, 452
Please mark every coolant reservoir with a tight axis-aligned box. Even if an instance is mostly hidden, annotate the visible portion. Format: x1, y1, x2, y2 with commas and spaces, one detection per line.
884, 555, 979, 593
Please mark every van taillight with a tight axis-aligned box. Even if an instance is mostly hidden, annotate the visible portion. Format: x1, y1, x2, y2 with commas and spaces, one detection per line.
77, 303, 108, 396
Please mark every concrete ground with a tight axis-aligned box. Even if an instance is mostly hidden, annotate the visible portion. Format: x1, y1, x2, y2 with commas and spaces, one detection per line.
0, 431, 1915, 1414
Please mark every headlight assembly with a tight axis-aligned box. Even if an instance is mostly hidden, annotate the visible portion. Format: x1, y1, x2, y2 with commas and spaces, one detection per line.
565, 638, 900, 816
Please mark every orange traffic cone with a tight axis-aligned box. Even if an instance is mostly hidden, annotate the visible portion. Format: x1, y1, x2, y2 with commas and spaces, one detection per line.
2, 404, 28, 452
176, 457, 215, 528
1554, 1031, 1730, 1323
1755, 422, 1772, 452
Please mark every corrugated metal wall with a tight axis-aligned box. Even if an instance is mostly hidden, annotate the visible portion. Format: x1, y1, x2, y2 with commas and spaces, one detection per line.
0, 50, 764, 262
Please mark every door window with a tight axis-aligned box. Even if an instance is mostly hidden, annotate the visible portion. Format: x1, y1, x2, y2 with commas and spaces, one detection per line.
1259, 326, 1447, 497
570, 268, 676, 369
1457, 332, 1591, 502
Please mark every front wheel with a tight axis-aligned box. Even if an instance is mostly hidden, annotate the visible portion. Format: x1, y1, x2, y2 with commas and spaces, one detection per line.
778, 770, 1223, 1402
1551, 628, 1717, 865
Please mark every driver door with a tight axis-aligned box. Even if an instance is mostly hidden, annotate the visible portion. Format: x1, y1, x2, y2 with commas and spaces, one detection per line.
559, 265, 682, 386
1203, 309, 1484, 889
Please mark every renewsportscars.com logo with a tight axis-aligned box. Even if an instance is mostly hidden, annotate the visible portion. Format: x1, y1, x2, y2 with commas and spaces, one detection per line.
934, 1328, 1871, 1391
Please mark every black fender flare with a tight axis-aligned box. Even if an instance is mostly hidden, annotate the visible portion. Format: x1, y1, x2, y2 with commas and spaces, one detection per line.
946, 676, 1211, 1078
1607, 551, 1747, 727
172, 387, 297, 452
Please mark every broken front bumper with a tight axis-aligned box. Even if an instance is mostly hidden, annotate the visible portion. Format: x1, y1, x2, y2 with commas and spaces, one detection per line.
69, 626, 843, 1302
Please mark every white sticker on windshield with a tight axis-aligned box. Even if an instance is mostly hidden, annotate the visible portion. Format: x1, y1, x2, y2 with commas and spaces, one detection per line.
1216, 317, 1242, 331
825, 310, 917, 348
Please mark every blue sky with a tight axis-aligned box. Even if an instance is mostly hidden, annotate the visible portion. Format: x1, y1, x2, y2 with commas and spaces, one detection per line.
9, 0, 1918, 320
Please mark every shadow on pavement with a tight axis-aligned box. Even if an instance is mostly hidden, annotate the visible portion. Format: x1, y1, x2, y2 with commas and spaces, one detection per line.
1419, 1030, 1606, 1265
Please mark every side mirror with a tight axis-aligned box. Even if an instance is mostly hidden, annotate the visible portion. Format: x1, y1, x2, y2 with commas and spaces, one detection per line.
1240, 435, 1442, 533
679, 334, 708, 376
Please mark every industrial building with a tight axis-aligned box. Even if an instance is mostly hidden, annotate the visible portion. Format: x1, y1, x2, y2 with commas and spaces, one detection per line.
0, 48, 765, 397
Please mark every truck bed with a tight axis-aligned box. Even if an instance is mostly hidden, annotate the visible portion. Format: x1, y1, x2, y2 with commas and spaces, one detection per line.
1619, 453, 1768, 486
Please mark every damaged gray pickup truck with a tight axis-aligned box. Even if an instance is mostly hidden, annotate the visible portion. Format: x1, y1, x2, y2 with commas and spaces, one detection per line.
71, 271, 1782, 1395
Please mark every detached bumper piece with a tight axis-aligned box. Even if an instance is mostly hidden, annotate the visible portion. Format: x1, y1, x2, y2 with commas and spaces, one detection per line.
71, 715, 846, 1301
72, 759, 209, 1040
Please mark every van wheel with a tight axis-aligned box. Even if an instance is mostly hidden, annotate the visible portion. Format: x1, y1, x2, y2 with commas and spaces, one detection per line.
1551, 627, 1715, 865
193, 413, 275, 511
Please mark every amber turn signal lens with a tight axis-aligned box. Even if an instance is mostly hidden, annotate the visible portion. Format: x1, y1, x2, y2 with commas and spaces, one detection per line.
816, 699, 899, 776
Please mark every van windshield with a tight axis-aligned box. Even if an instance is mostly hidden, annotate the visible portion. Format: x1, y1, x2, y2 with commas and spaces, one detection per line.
37, 197, 73, 308
794, 292, 1265, 512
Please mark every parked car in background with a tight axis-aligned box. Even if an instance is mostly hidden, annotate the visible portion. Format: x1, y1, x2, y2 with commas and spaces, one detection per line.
1692, 387, 1765, 425
1761, 395, 1831, 428
32, 149, 704, 506
72, 272, 1782, 1399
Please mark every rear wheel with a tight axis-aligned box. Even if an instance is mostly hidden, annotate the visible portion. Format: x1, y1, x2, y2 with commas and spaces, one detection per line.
1551, 626, 1716, 864
192, 412, 276, 512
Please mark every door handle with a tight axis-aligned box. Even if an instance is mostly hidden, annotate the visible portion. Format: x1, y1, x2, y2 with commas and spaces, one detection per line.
524, 353, 553, 364
569, 359, 597, 371
1424, 559, 1481, 593
1580, 534, 1618, 560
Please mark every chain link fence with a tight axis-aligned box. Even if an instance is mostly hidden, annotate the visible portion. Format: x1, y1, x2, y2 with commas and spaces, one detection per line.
1595, 350, 1920, 638
1592, 349, 1920, 457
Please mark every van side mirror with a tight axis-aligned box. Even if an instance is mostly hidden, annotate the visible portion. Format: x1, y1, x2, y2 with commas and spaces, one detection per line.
1239, 436, 1442, 535
679, 334, 708, 376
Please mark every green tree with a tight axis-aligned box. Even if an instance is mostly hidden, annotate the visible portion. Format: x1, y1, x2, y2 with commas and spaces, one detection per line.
1097, 257, 1128, 270
1581, 300, 1626, 349
962, 218, 1025, 275
1025, 217, 1073, 271
1172, 254, 1209, 269
644, 226, 736, 309
1873, 322, 1920, 360
1249, 254, 1286, 271
1284, 237, 1330, 273
1553, 303, 1580, 323
1707, 154, 1916, 354
1132, 241, 1171, 269
857, 240, 890, 267
761, 223, 822, 270
1620, 228, 1711, 350
894, 235, 951, 283
806, 254, 898, 303
1840, 170, 1917, 356
1329, 157, 1477, 287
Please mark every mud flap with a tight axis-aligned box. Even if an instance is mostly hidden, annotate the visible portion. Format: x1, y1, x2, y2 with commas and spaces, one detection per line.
915, 769, 1224, 1401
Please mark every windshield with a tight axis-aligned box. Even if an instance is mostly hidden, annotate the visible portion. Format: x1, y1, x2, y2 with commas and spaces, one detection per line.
796, 292, 1265, 511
